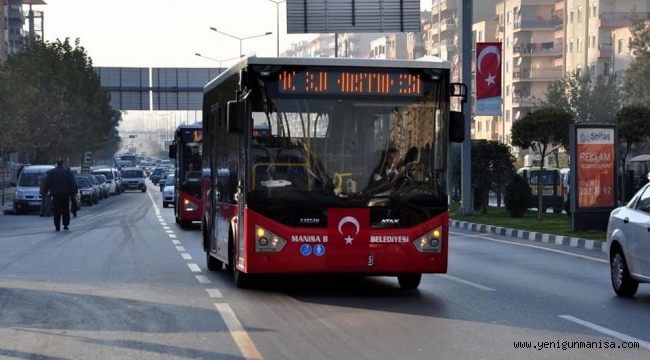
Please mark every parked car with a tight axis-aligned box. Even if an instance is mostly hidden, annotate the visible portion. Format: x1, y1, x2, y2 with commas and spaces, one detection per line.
13, 165, 54, 214
95, 174, 111, 199
76, 176, 96, 206
91, 168, 120, 195
121, 167, 147, 192
162, 174, 175, 208
607, 183, 650, 297
76, 175, 100, 204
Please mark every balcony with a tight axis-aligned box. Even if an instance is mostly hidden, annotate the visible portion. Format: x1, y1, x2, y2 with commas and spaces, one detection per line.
512, 96, 536, 108
600, 12, 650, 28
513, 68, 562, 82
440, 19, 457, 33
555, 0, 564, 11
598, 43, 612, 58
514, 16, 562, 31
439, 0, 457, 12
513, 42, 562, 56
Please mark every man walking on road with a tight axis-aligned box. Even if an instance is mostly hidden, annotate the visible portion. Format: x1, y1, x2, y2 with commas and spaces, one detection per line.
44, 160, 77, 231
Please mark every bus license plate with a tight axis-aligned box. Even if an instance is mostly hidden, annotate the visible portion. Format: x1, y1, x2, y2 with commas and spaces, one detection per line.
543, 189, 553, 195
28, 201, 40, 206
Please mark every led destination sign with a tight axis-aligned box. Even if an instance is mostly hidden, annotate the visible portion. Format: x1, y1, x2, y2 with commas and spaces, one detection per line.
278, 69, 423, 96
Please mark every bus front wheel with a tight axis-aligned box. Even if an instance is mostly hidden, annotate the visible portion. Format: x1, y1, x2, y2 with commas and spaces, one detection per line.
397, 274, 422, 290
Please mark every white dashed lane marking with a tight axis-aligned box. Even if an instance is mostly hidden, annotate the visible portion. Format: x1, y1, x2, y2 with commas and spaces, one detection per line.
215, 303, 263, 360
168, 234, 177, 238
176, 246, 187, 252
165, 230, 174, 234
181, 253, 193, 260
560, 315, 650, 349
196, 275, 211, 284
206, 288, 223, 298
172, 240, 181, 245
187, 263, 201, 272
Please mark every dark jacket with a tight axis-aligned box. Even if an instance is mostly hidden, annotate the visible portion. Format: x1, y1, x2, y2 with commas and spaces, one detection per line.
45, 166, 78, 195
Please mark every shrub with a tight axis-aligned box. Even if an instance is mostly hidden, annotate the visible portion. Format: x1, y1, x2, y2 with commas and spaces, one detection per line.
504, 174, 532, 218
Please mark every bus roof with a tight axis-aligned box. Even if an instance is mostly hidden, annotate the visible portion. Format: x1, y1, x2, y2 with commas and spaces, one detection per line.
175, 123, 202, 131
204, 54, 451, 94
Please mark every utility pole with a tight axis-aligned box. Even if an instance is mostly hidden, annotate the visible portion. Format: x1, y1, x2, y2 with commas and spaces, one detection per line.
459, 0, 474, 215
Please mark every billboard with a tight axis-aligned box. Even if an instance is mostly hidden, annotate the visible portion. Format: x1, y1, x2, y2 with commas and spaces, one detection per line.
287, 0, 420, 33
575, 127, 616, 208
475, 42, 502, 116
570, 124, 617, 231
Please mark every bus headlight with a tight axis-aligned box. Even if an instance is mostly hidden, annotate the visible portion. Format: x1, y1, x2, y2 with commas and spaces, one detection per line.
412, 226, 443, 253
255, 225, 287, 252
183, 199, 198, 211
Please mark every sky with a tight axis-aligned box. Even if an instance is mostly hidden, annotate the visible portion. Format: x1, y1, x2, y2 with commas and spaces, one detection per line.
39, 0, 430, 133
41, 0, 431, 68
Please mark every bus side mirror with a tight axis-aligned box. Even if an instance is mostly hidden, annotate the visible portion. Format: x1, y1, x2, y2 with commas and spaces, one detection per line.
227, 100, 246, 134
449, 111, 465, 143
168, 144, 176, 159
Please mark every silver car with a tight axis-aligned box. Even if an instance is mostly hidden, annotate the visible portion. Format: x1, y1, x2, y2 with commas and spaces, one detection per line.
162, 174, 175, 208
607, 183, 650, 297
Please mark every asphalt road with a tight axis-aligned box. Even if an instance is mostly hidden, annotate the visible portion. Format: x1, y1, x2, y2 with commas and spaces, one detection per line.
1, 181, 649, 360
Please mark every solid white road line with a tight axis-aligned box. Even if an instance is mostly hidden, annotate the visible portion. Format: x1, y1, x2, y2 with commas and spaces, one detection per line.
559, 315, 650, 349
176, 246, 187, 252
187, 263, 201, 272
206, 288, 223, 298
196, 275, 211, 284
181, 252, 193, 260
440, 274, 496, 291
451, 231, 608, 264
214, 303, 263, 360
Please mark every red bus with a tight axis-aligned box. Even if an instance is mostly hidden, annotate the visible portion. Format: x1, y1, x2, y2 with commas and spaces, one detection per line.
169, 124, 203, 228
201, 56, 465, 288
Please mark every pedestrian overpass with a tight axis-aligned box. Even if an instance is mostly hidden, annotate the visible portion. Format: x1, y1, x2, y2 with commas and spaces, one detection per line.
95, 67, 222, 111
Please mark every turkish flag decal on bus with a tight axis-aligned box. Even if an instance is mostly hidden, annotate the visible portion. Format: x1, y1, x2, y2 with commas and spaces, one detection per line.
326, 208, 370, 268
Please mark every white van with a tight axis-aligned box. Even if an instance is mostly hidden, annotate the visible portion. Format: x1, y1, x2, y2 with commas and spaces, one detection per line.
120, 167, 146, 192
13, 165, 54, 214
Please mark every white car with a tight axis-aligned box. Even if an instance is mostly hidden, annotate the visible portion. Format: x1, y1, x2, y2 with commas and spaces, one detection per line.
607, 183, 650, 297
162, 174, 175, 208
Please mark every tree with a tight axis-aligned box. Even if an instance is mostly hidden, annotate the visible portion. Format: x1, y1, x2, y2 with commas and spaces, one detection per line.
1, 38, 120, 164
624, 21, 650, 106
543, 69, 620, 123
511, 107, 574, 220
616, 105, 650, 201
471, 140, 516, 213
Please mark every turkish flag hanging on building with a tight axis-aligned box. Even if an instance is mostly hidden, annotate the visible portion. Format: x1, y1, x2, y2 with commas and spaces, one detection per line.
475, 42, 502, 116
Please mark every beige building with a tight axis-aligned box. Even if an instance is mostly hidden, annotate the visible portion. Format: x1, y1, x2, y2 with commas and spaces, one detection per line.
610, 20, 650, 80
369, 33, 407, 60
496, 0, 563, 145
564, 0, 649, 77
1, 0, 6, 62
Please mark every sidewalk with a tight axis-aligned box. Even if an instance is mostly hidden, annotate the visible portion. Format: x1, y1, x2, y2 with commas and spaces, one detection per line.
0, 186, 16, 215
449, 219, 607, 253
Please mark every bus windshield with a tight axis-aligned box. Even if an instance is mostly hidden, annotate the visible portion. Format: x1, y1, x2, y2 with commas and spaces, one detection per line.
246, 84, 448, 222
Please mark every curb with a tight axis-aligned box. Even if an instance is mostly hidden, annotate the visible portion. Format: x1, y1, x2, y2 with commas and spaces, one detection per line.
449, 219, 608, 253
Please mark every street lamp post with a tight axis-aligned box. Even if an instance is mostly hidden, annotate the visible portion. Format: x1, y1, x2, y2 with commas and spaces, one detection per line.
266, 0, 286, 57
195, 53, 243, 74
209, 27, 272, 57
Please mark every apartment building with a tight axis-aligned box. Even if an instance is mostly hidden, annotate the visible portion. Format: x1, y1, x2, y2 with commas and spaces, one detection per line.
610, 19, 650, 80
564, 0, 649, 77
5, 0, 24, 55
369, 33, 407, 59
496, 0, 563, 145
1, 0, 6, 62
